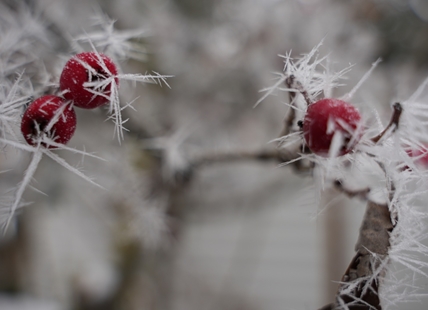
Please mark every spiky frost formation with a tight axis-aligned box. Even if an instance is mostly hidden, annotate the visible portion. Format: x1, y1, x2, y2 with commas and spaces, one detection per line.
326, 76, 428, 310
366, 81, 428, 309
0, 73, 30, 140
256, 42, 352, 108
0, 4, 58, 233
335, 83, 428, 309
259, 43, 376, 162
0, 3, 49, 76
0, 8, 171, 234
259, 42, 428, 308
66, 13, 172, 143
72, 13, 149, 62
0, 3, 54, 142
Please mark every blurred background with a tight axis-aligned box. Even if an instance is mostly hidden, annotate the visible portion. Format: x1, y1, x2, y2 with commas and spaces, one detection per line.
1, 0, 428, 309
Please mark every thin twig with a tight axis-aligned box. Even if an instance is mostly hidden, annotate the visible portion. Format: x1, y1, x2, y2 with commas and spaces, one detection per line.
333, 200, 394, 310
278, 74, 312, 138
285, 74, 313, 106
190, 148, 299, 168
329, 154, 399, 309
371, 102, 402, 144
329, 162, 398, 309
295, 78, 313, 106
278, 74, 298, 137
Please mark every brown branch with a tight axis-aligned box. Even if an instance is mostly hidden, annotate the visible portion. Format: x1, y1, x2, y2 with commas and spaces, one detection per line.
329, 156, 400, 309
371, 102, 403, 144
295, 79, 313, 106
321, 160, 395, 310
285, 74, 313, 106
278, 74, 312, 138
327, 200, 395, 310
278, 75, 298, 137
190, 148, 300, 168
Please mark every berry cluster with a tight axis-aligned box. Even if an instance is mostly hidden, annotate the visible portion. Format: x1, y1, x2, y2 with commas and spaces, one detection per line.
21, 52, 118, 148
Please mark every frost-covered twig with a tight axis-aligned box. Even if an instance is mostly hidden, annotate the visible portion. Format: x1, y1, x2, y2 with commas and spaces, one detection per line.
256, 43, 428, 309
191, 148, 299, 167
332, 200, 394, 310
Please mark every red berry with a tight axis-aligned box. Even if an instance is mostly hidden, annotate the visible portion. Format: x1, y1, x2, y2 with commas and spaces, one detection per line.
21, 95, 77, 148
59, 52, 119, 109
303, 98, 362, 157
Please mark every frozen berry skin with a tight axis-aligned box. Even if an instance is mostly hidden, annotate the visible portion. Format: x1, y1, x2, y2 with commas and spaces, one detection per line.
303, 98, 362, 157
59, 52, 119, 109
21, 95, 77, 148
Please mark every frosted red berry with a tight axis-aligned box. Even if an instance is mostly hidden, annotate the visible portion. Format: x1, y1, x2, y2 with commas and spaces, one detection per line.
59, 52, 119, 109
303, 98, 362, 157
21, 95, 77, 148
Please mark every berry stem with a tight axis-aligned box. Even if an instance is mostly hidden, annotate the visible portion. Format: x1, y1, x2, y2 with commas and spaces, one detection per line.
371, 102, 403, 144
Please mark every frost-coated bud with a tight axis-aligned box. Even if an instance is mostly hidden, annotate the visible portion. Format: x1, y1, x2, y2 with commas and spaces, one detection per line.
21, 95, 77, 148
60, 52, 119, 109
303, 98, 362, 157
